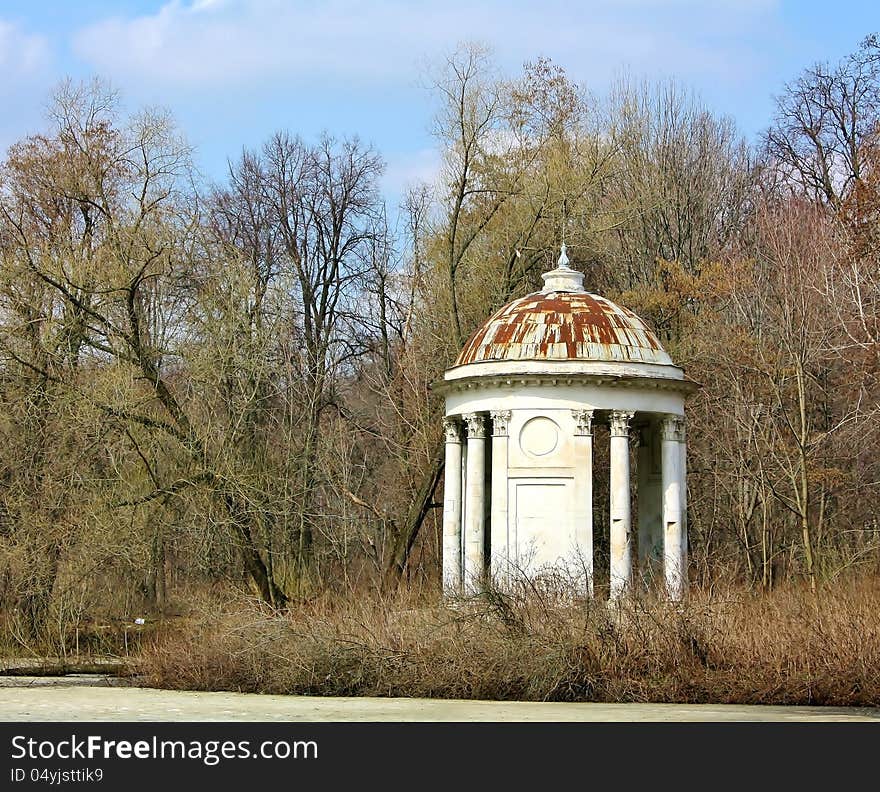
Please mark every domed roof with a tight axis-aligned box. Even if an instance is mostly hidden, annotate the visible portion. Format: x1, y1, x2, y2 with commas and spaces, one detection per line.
454, 251, 673, 368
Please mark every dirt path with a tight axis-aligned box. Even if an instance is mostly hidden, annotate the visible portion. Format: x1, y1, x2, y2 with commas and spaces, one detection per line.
0, 676, 877, 721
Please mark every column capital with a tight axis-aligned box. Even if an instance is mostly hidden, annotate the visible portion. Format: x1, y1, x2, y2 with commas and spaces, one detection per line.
660, 414, 686, 443
609, 410, 635, 437
490, 410, 512, 437
571, 408, 594, 436
463, 412, 487, 440
442, 417, 463, 444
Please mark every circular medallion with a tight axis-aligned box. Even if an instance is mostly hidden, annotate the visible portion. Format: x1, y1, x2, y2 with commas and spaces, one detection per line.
519, 417, 560, 457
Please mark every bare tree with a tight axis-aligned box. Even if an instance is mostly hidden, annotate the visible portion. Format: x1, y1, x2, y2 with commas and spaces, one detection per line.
763, 35, 880, 208
601, 78, 754, 300
207, 131, 385, 593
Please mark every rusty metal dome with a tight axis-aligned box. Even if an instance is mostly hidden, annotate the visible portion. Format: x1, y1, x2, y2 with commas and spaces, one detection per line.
454, 290, 672, 367
451, 244, 673, 370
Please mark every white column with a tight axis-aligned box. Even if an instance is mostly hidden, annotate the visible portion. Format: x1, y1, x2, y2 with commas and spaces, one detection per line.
441, 417, 463, 596
661, 414, 687, 600
637, 422, 663, 584
572, 409, 594, 597
679, 422, 688, 585
489, 410, 511, 588
609, 410, 635, 600
463, 412, 487, 594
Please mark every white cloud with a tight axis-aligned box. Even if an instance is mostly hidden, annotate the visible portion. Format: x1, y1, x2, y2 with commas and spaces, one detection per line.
382, 146, 443, 198
72, 0, 456, 88
70, 0, 780, 94
0, 19, 50, 83
0, 20, 53, 157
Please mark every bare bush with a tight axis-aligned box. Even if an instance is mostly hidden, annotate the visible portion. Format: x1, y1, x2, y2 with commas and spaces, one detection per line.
138, 579, 880, 706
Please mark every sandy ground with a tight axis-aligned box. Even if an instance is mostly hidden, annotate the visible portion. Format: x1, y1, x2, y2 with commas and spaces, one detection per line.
0, 676, 877, 721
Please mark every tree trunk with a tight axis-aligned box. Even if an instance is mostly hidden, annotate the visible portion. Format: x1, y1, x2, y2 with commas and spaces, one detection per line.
382, 443, 445, 592
18, 543, 63, 642
224, 494, 288, 608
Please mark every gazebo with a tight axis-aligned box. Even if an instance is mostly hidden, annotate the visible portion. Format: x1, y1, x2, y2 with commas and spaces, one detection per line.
435, 247, 697, 601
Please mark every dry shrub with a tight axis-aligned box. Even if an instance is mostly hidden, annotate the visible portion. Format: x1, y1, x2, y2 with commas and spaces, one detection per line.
136, 577, 880, 705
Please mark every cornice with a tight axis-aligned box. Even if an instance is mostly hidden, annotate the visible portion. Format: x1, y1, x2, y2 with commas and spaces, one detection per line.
431, 372, 701, 397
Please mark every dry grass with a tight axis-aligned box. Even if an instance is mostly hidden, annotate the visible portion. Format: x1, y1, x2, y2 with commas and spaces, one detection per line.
136, 577, 880, 706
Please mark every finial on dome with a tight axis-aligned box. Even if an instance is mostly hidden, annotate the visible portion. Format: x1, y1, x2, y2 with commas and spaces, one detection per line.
557, 243, 571, 269
541, 243, 585, 294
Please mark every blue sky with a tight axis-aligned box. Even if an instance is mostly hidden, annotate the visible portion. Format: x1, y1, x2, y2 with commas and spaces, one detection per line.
0, 0, 877, 206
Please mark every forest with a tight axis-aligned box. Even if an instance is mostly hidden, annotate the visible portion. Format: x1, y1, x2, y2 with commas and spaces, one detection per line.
1, 37, 879, 703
